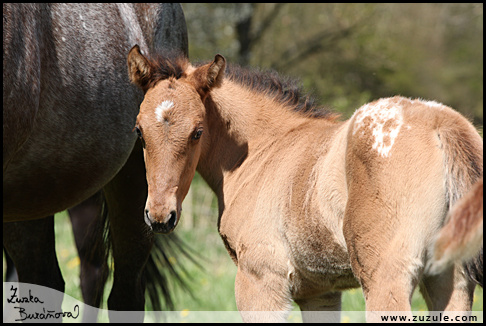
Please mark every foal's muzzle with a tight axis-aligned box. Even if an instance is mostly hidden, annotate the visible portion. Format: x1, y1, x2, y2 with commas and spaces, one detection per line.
144, 209, 178, 234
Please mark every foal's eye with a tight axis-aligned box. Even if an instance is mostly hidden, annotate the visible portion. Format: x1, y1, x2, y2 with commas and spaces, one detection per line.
192, 128, 203, 141
135, 127, 146, 148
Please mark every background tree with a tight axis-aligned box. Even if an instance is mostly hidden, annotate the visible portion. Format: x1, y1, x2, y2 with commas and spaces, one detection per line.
182, 4, 482, 125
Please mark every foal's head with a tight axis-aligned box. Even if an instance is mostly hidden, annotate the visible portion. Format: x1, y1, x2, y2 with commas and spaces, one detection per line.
127, 45, 225, 233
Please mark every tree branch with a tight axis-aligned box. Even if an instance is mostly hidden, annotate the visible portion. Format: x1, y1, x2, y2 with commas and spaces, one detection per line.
272, 19, 362, 71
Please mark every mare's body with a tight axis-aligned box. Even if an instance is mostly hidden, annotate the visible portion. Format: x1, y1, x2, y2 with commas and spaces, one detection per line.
3, 4, 187, 321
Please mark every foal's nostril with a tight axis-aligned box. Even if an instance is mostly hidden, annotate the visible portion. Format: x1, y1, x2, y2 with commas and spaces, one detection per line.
145, 209, 178, 233
167, 210, 177, 230
144, 209, 152, 228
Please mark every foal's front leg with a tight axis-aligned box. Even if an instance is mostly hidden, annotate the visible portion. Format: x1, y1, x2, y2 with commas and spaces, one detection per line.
295, 292, 342, 323
235, 267, 293, 322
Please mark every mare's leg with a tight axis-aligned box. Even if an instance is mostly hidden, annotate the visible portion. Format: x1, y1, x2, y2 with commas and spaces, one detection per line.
3, 250, 18, 282
3, 216, 65, 314
3, 216, 64, 291
419, 264, 475, 315
295, 292, 342, 323
68, 191, 107, 322
103, 142, 152, 321
234, 267, 293, 322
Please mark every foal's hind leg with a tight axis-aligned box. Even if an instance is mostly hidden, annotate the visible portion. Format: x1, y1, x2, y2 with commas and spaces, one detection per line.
343, 183, 443, 321
343, 124, 451, 321
103, 143, 152, 321
420, 264, 475, 316
343, 186, 425, 319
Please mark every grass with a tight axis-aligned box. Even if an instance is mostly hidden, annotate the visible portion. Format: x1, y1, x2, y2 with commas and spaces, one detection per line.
4, 173, 483, 322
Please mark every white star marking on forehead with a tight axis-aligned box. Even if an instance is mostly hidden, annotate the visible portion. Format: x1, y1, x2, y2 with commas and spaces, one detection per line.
155, 100, 174, 122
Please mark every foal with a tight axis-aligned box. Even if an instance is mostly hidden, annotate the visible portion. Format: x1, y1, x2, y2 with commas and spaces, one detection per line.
128, 46, 482, 322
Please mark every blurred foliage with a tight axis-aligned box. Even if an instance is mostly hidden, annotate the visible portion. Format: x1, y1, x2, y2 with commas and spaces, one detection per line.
182, 4, 483, 124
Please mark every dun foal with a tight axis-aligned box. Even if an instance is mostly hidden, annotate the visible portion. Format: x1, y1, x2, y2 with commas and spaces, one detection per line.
127, 46, 482, 322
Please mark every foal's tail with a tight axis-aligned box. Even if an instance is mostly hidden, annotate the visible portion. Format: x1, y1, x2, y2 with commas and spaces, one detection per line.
430, 177, 483, 285
428, 112, 483, 286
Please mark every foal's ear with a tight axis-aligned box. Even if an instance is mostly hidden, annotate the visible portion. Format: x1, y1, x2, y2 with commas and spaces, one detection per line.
193, 54, 226, 97
127, 45, 153, 92
207, 54, 226, 88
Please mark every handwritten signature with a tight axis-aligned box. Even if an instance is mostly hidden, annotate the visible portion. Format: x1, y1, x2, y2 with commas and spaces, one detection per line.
6, 285, 80, 321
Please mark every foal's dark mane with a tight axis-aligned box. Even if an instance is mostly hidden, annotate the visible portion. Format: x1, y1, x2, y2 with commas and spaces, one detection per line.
146, 53, 338, 120
223, 63, 339, 120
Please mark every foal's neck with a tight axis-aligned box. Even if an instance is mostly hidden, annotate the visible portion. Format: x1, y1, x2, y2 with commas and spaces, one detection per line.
196, 79, 319, 197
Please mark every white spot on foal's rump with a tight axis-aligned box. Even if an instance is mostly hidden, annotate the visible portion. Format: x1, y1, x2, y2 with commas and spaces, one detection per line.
155, 100, 174, 122
353, 98, 404, 158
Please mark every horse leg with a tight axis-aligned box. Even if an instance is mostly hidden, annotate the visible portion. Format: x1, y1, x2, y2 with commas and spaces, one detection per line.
343, 194, 426, 321
234, 267, 293, 322
419, 264, 475, 317
102, 142, 152, 321
295, 292, 342, 323
68, 191, 108, 322
344, 205, 426, 323
343, 129, 455, 321
3, 216, 65, 315
3, 249, 18, 282
358, 262, 416, 322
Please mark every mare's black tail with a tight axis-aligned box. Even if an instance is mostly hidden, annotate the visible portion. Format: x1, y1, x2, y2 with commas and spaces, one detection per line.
145, 233, 204, 311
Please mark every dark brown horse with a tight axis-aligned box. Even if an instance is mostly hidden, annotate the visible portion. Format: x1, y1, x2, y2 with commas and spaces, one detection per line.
3, 3, 187, 321
127, 48, 482, 322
